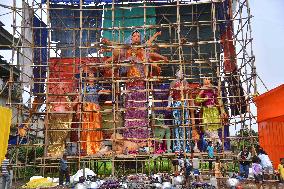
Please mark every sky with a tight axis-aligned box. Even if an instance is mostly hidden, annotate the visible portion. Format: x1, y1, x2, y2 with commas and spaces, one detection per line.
250, 0, 284, 93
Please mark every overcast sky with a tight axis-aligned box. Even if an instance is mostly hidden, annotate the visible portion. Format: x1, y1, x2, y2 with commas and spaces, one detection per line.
250, 0, 284, 93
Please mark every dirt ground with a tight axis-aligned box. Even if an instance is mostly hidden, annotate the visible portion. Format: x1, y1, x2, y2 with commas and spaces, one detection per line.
240, 183, 284, 189
11, 180, 68, 189
218, 182, 284, 189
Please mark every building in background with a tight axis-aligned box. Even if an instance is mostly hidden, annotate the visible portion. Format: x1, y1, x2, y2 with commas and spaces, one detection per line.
0, 21, 44, 144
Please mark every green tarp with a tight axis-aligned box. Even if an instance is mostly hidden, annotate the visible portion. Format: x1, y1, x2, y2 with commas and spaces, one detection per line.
102, 4, 156, 43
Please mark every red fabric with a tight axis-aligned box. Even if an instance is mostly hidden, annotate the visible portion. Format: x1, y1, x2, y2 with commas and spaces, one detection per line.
48, 57, 110, 93
221, 25, 237, 74
48, 58, 80, 94
48, 57, 107, 142
70, 114, 79, 142
171, 83, 199, 101
126, 80, 145, 88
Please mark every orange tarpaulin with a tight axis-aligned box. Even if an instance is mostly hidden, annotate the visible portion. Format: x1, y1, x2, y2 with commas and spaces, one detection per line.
254, 84, 284, 123
254, 84, 284, 168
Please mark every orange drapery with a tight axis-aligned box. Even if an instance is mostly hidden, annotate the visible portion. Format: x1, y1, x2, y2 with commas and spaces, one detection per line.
81, 102, 103, 155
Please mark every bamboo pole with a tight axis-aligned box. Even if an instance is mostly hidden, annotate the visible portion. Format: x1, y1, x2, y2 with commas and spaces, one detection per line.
2, 0, 262, 178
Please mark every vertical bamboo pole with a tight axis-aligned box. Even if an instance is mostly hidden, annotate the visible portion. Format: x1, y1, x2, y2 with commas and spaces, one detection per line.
111, 0, 116, 176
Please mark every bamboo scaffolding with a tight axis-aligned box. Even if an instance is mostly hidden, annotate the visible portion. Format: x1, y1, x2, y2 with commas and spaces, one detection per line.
0, 0, 263, 179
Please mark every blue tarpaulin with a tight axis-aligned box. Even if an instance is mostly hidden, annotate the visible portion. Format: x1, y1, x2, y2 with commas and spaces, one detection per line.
50, 4, 103, 57
216, 0, 231, 34
155, 2, 217, 79
8, 135, 27, 145
33, 16, 47, 95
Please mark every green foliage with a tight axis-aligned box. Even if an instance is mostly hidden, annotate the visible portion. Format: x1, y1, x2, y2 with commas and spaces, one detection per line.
83, 159, 172, 176
35, 146, 44, 158
230, 126, 259, 153
19, 166, 40, 179
8, 146, 44, 179
8, 146, 44, 165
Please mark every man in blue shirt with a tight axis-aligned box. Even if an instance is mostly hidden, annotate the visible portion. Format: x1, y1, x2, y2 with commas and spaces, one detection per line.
207, 141, 214, 171
59, 154, 70, 185
1, 153, 11, 189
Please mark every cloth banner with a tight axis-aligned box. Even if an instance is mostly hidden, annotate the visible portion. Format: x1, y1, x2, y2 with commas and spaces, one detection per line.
217, 0, 237, 73
0, 106, 12, 162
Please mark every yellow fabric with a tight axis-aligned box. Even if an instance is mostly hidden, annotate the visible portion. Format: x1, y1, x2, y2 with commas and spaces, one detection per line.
22, 178, 56, 188
278, 164, 284, 179
0, 106, 12, 162
47, 114, 72, 157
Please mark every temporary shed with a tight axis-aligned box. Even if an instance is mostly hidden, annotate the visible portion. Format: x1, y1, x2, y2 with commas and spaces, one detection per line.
254, 84, 284, 168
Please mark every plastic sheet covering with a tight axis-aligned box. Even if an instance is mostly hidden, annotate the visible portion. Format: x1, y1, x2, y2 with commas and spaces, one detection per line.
8, 135, 27, 145
71, 168, 95, 183
221, 75, 246, 116
33, 16, 47, 95
49, 4, 103, 57
155, 3, 218, 80
102, 4, 156, 43
0, 106, 12, 162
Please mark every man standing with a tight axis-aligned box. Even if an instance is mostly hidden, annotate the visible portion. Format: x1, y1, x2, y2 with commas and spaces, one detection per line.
237, 146, 251, 178
192, 155, 201, 182
59, 154, 70, 186
207, 141, 214, 171
1, 153, 11, 189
